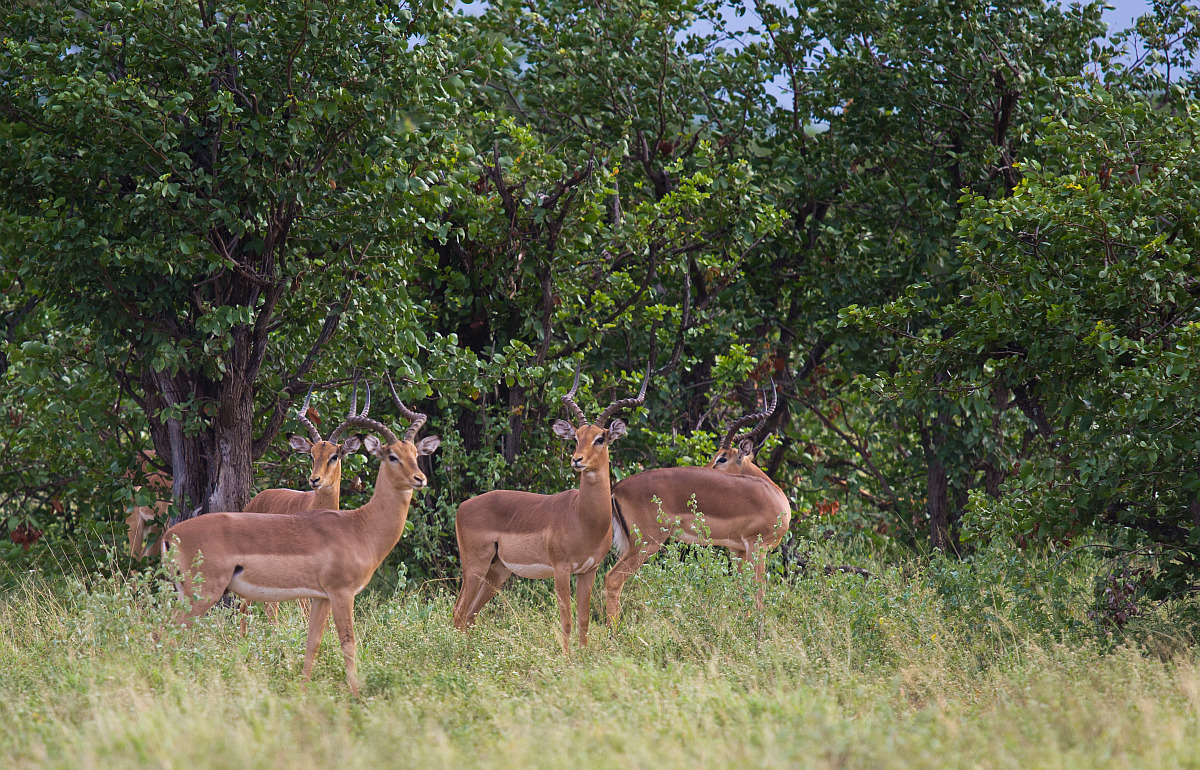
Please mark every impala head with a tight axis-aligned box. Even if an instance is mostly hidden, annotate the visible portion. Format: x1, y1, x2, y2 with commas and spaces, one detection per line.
354, 376, 441, 490
552, 357, 652, 474
709, 380, 778, 476
287, 385, 365, 490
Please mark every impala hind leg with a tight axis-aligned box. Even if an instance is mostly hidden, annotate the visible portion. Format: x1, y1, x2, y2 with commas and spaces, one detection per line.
603, 541, 661, 626
238, 598, 252, 636
463, 559, 511, 625
453, 544, 498, 630
301, 598, 330, 684
752, 546, 769, 612
328, 594, 359, 697
575, 566, 600, 647
238, 599, 281, 636
730, 545, 768, 613
453, 569, 488, 630
172, 567, 235, 628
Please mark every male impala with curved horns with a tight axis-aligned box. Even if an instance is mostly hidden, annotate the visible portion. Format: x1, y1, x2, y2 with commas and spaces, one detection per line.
603, 383, 790, 623
161, 378, 440, 696
243, 384, 365, 515
452, 359, 653, 652
237, 384, 367, 628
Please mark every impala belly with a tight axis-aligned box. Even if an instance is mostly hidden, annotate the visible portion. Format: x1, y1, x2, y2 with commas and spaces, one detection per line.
498, 555, 597, 579
227, 558, 326, 601
228, 573, 326, 602
670, 523, 749, 552
499, 558, 555, 579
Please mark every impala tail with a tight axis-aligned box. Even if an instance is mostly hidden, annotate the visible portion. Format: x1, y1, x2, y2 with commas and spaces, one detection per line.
611, 496, 631, 558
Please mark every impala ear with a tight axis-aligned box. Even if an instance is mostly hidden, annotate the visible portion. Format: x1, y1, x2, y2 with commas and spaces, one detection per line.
339, 435, 362, 456
738, 438, 756, 460
362, 434, 385, 458
551, 420, 577, 440
607, 419, 628, 442
416, 435, 441, 456
288, 434, 313, 453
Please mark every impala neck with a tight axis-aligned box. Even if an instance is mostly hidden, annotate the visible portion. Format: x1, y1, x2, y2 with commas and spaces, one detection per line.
313, 481, 340, 510
742, 462, 777, 486
353, 464, 414, 565
577, 462, 614, 539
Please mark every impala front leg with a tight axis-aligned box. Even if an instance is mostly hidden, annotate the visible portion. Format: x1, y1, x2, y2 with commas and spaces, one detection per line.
302, 597, 330, 684
575, 565, 599, 647
553, 567, 573, 655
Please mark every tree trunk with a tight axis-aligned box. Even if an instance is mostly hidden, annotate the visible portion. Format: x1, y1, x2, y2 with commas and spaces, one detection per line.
145, 343, 259, 520
921, 391, 956, 553
504, 383, 526, 465
208, 369, 254, 513
926, 448, 951, 552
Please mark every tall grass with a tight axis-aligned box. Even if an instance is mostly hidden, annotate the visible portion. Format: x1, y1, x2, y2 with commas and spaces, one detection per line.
1, 540, 1198, 768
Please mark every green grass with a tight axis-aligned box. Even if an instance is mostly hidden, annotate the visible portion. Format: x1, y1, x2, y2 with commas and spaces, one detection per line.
2, 541, 1199, 769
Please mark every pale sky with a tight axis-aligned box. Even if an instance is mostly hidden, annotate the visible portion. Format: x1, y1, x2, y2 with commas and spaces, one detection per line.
456, 1, 1158, 37
1104, 0, 1153, 32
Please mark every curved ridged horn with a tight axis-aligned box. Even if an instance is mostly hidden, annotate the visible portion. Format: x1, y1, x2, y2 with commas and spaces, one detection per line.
720, 379, 779, 451
386, 373, 428, 442
562, 361, 588, 425
295, 386, 323, 443
596, 340, 657, 426
329, 378, 372, 442
338, 401, 400, 446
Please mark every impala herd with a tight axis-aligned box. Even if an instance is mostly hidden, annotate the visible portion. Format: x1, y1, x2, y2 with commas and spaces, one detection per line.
127, 364, 792, 696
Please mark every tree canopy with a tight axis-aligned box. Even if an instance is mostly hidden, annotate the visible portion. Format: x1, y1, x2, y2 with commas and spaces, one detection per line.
2, 0, 1199, 601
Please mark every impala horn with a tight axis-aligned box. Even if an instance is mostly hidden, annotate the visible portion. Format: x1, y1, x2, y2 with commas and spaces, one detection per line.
386, 373, 429, 442
339, 381, 400, 445
329, 375, 373, 443
720, 379, 778, 451
562, 361, 589, 425
295, 386, 323, 443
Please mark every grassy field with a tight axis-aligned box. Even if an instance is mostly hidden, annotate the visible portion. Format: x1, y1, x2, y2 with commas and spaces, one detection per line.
1, 540, 1198, 769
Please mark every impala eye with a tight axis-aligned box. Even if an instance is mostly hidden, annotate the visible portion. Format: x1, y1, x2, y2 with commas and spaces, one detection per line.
389, 455, 399, 463
594, 436, 605, 445
716, 456, 728, 464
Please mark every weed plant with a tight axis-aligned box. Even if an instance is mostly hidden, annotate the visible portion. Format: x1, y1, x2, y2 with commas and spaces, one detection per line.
1, 539, 1198, 768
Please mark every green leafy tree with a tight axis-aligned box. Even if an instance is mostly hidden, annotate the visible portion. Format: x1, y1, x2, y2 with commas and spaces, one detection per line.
748, 0, 1109, 548
854, 81, 1200, 592
0, 1, 502, 518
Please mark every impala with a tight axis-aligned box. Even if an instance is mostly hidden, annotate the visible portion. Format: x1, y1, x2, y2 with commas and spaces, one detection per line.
124, 450, 171, 558
603, 384, 790, 623
243, 384, 363, 515
452, 361, 651, 652
237, 385, 366, 629
161, 378, 440, 696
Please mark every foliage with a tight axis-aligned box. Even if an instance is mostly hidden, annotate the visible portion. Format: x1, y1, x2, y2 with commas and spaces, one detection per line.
851, 82, 1200, 596
0, 0, 504, 517
1, 0, 1199, 603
